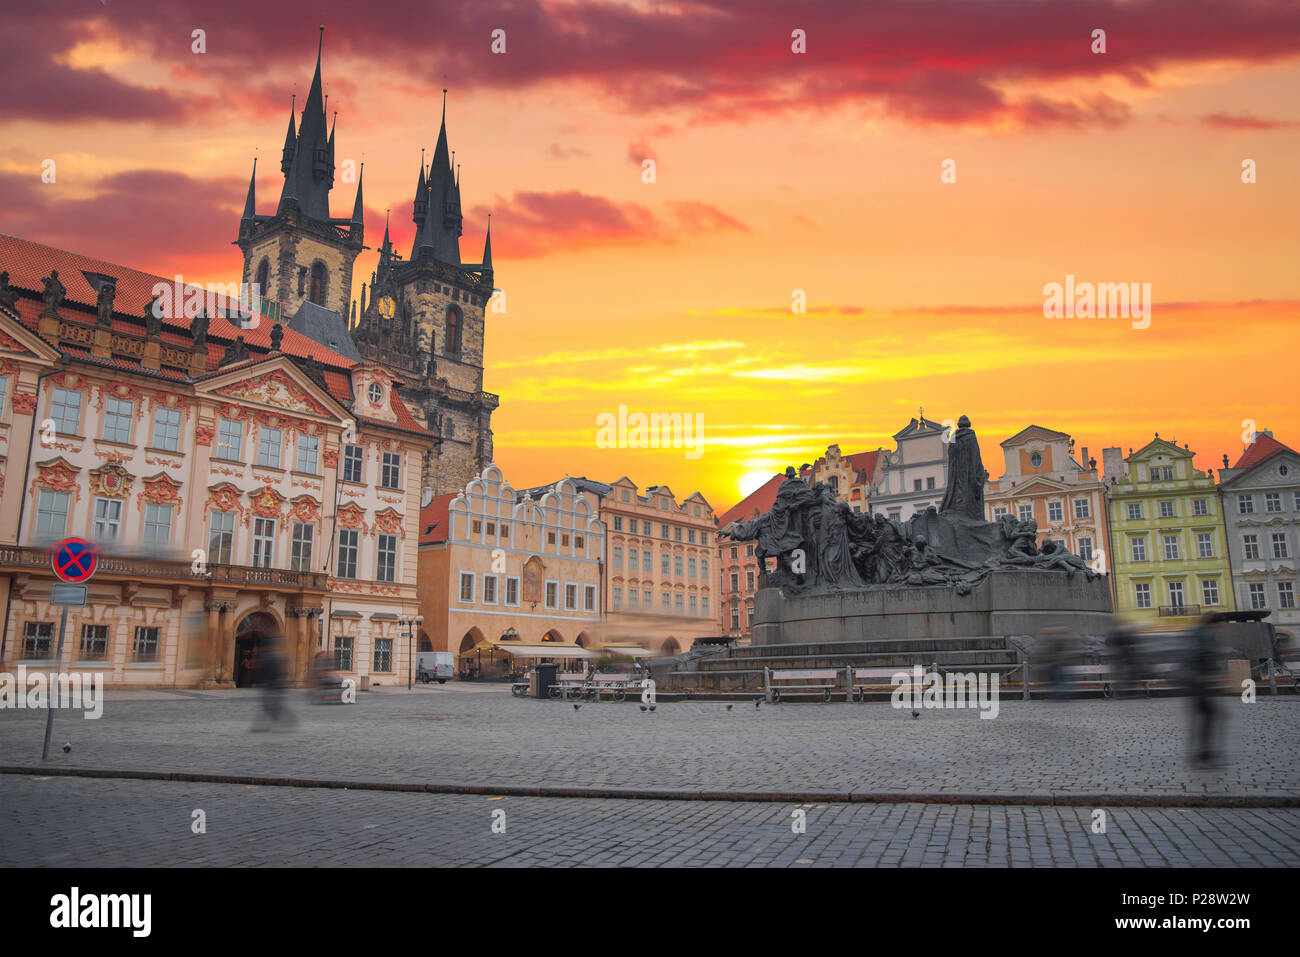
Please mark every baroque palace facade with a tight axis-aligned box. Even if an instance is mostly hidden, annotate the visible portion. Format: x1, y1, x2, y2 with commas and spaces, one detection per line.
0, 234, 432, 688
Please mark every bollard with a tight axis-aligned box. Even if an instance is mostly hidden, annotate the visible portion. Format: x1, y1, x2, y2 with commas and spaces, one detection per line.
764, 666, 772, 704
1022, 658, 1030, 701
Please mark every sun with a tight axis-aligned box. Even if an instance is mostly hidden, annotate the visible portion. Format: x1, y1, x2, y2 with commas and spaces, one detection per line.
739, 469, 776, 500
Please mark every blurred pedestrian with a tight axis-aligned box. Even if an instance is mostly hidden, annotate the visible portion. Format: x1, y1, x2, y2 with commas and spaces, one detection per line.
1186, 613, 1223, 768
251, 634, 296, 731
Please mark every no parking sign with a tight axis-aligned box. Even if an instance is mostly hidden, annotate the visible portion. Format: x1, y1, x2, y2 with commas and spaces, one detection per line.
50, 537, 98, 584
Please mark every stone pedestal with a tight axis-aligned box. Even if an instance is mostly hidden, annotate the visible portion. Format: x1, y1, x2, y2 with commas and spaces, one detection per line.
752, 569, 1115, 645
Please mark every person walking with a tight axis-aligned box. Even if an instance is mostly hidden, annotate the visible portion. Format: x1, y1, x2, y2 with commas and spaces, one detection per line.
1186, 613, 1223, 768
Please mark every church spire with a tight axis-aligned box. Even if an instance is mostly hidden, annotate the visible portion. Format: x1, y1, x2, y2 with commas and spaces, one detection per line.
349, 163, 364, 240
481, 214, 492, 271
278, 26, 334, 221
280, 98, 296, 174
412, 149, 427, 228
241, 157, 257, 222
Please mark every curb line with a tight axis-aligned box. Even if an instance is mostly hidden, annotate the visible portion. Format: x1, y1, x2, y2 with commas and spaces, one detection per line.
2, 766, 1296, 808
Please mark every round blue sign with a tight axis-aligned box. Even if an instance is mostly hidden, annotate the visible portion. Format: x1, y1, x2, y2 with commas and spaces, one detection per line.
51, 537, 99, 583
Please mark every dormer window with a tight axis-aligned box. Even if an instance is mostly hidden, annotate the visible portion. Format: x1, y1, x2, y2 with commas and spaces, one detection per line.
368, 382, 383, 406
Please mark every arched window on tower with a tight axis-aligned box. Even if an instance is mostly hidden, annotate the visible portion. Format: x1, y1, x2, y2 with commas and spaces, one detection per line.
309, 262, 328, 306
254, 259, 270, 298
445, 305, 462, 356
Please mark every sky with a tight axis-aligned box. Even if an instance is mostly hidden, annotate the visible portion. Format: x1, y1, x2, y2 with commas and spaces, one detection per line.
1, 0, 1297, 512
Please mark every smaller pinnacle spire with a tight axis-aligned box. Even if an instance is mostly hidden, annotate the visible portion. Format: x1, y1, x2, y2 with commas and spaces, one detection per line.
242, 157, 257, 221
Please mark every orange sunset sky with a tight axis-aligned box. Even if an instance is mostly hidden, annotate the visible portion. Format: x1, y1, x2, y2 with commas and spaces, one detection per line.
2, 0, 1297, 511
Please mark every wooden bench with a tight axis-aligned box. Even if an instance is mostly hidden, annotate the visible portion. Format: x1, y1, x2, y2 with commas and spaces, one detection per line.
851, 667, 923, 702
769, 668, 840, 703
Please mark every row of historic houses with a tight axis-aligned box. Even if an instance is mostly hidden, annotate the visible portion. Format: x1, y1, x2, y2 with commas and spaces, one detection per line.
0, 233, 434, 689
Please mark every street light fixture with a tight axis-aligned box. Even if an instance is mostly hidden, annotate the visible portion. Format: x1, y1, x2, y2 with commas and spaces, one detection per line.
401, 614, 425, 690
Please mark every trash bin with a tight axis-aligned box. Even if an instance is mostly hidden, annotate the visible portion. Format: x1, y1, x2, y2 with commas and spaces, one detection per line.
533, 662, 558, 699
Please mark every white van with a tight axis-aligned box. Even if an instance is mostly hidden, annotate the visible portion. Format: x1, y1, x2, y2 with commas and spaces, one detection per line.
415, 651, 455, 684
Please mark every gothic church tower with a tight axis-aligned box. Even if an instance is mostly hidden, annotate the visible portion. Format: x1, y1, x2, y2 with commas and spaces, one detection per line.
353, 92, 497, 496
235, 28, 364, 330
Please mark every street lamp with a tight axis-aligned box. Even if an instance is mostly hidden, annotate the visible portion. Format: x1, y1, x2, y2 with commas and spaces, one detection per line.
401, 614, 424, 690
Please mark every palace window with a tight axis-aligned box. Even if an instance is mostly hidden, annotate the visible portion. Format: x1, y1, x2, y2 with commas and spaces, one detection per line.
342, 444, 364, 483
290, 523, 314, 571
481, 574, 497, 604
153, 407, 181, 452
642, 551, 651, 573
1243, 535, 1259, 560
612, 587, 622, 611
1249, 583, 1267, 609
1018, 505, 1034, 522
612, 546, 623, 569
101, 397, 133, 444
584, 585, 596, 612
1159, 501, 1175, 519
1265, 493, 1282, 513
79, 625, 109, 660
506, 577, 519, 605
1073, 498, 1090, 519
690, 595, 697, 615
1130, 537, 1147, 562
93, 498, 122, 541
258, 427, 282, 467
545, 582, 558, 609
144, 504, 173, 546
1238, 495, 1254, 514
1127, 503, 1142, 520
701, 559, 709, 578
688, 558, 696, 578
702, 596, 710, 616
459, 572, 474, 602
50, 387, 81, 435
1193, 498, 1208, 516
1197, 533, 1213, 559
565, 584, 577, 610
1047, 501, 1063, 522
133, 626, 161, 662
251, 517, 275, 567
207, 511, 234, 564
22, 621, 54, 659
746, 571, 756, 591
1279, 583, 1296, 609
730, 572, 739, 591
336, 529, 359, 579
687, 529, 696, 544
215, 418, 243, 461
674, 555, 683, 575
1168, 581, 1186, 609
613, 516, 623, 531
381, 452, 401, 489
674, 594, 684, 614
296, 434, 320, 473
1077, 538, 1093, 561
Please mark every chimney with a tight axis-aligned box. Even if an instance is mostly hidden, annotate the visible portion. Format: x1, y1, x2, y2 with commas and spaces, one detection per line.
1080, 446, 1090, 472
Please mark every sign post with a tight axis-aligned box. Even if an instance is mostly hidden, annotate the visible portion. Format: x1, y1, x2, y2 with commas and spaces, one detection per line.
42, 540, 96, 761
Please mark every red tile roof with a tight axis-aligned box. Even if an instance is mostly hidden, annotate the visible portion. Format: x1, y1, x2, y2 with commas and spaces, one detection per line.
0, 232, 432, 437
717, 473, 784, 528
0, 232, 357, 368
1233, 433, 1295, 470
845, 449, 881, 481
420, 494, 456, 545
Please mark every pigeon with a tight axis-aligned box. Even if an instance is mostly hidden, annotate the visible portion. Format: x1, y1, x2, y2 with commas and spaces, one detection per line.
725, 704, 734, 711
639, 704, 647, 712
573, 704, 582, 711
62, 742, 71, 753
911, 710, 920, 718
649, 705, 656, 712
754, 698, 762, 709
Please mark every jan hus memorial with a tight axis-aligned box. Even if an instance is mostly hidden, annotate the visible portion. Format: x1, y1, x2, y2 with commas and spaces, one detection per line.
721, 416, 1115, 644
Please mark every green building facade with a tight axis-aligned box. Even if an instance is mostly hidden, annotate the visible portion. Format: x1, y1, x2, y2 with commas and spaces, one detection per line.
1106, 436, 1234, 627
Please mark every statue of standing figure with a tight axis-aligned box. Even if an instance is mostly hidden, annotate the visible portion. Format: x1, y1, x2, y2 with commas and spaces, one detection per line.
939, 414, 989, 521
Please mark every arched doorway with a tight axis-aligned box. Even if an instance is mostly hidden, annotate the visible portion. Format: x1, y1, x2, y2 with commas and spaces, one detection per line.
661, 636, 681, 656
418, 632, 433, 653
234, 610, 279, 688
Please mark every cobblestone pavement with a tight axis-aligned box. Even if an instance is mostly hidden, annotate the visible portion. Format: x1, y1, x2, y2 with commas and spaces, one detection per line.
0, 685, 1296, 797
2, 775, 1296, 867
